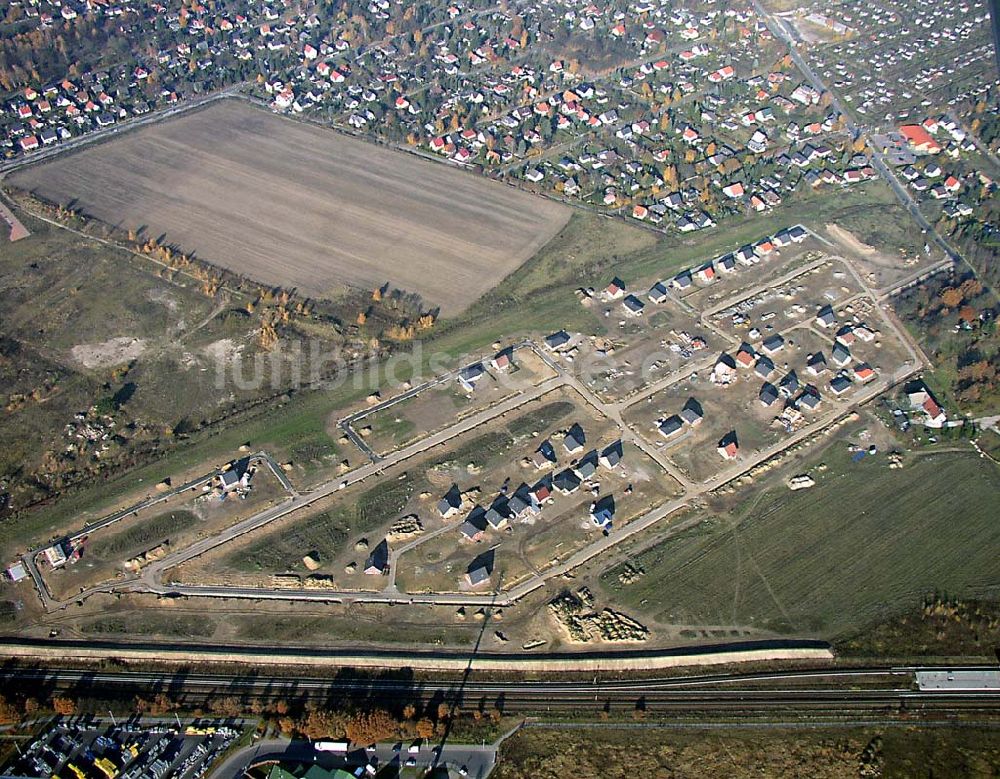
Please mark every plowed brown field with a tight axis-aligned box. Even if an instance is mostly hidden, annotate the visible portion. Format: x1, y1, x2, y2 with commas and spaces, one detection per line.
10, 100, 570, 315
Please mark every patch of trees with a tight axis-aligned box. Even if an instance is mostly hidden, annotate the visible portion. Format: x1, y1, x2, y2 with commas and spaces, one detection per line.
896, 273, 999, 408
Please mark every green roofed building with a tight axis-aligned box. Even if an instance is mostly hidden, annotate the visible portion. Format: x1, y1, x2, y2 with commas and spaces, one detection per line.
265, 764, 356, 779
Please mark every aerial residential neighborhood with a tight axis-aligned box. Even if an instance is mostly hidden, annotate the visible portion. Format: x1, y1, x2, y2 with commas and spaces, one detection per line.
0, 0, 999, 774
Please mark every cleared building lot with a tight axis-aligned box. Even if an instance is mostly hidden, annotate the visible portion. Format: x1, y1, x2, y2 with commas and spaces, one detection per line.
9, 100, 570, 315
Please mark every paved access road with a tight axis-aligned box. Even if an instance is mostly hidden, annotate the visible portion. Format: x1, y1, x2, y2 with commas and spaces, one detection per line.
212, 738, 495, 779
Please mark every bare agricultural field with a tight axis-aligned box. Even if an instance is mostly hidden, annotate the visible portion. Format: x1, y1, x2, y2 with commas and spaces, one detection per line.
8, 100, 570, 315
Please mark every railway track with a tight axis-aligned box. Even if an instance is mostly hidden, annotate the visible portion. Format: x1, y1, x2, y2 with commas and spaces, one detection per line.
3, 665, 999, 716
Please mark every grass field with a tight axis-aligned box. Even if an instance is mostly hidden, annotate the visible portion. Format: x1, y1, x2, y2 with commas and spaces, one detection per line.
229, 609, 481, 647
600, 447, 1000, 638
227, 477, 416, 573
9, 100, 570, 315
493, 725, 1000, 779
77, 609, 216, 639
92, 509, 199, 558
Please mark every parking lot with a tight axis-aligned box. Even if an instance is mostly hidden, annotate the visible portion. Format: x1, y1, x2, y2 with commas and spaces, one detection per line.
5, 718, 243, 779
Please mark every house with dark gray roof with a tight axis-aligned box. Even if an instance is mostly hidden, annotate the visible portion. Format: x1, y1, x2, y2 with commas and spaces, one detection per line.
806, 351, 828, 376
466, 549, 494, 587
562, 423, 586, 454
830, 374, 852, 395
484, 499, 511, 530
544, 330, 571, 351
658, 415, 684, 438
458, 507, 488, 541
458, 362, 486, 392
553, 468, 582, 495
532, 439, 557, 468
574, 450, 599, 480
648, 281, 669, 303
507, 485, 536, 519
815, 305, 836, 328
622, 294, 645, 317
759, 382, 779, 406
672, 270, 693, 290
438, 484, 463, 518
797, 387, 822, 410
779, 370, 800, 397
680, 397, 704, 425
600, 440, 623, 469
364, 539, 389, 575
761, 334, 784, 355
831, 341, 851, 367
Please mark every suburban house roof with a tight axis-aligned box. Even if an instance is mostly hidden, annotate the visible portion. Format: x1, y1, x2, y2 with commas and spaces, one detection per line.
658, 415, 684, 438
574, 450, 600, 480
544, 330, 571, 350
680, 397, 704, 424
364, 539, 389, 574
553, 468, 582, 494
458, 507, 488, 539
600, 440, 623, 468
562, 423, 586, 453
466, 549, 495, 586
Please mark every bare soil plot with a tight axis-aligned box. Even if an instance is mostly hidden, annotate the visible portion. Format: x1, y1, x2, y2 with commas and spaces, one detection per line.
678, 242, 827, 311
625, 373, 788, 484
172, 387, 588, 589
705, 258, 864, 343
356, 348, 557, 455
622, 311, 907, 484
9, 100, 570, 315
569, 298, 721, 403
824, 213, 944, 291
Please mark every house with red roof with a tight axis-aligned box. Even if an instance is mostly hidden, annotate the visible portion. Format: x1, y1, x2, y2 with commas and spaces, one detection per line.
853, 364, 875, 383
717, 433, 739, 460
899, 124, 942, 154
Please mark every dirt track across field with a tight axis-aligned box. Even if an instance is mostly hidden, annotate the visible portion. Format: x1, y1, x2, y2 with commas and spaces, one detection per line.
9, 100, 570, 315
0, 197, 29, 241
